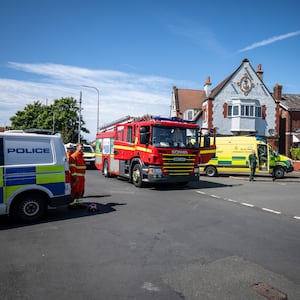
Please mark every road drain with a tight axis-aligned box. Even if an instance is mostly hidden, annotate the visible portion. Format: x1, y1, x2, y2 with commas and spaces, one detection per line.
251, 282, 288, 299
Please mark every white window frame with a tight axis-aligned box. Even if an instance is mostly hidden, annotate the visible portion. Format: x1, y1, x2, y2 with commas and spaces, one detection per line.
227, 100, 262, 118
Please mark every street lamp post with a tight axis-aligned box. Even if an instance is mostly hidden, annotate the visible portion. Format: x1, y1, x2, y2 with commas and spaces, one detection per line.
81, 85, 100, 133
78, 91, 82, 143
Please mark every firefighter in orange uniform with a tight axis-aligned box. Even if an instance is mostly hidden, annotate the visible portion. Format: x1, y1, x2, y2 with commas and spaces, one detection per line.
69, 143, 86, 207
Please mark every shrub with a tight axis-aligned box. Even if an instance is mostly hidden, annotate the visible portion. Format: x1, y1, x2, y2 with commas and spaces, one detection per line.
290, 147, 300, 160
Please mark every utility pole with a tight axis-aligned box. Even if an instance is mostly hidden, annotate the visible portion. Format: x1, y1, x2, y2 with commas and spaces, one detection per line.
52, 112, 55, 134
78, 91, 82, 143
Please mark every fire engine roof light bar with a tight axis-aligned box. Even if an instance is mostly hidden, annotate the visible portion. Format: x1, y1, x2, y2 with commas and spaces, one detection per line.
152, 116, 195, 123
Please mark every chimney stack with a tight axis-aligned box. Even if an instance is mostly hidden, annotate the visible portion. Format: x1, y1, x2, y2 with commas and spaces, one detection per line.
256, 64, 263, 81
273, 83, 282, 101
204, 76, 211, 97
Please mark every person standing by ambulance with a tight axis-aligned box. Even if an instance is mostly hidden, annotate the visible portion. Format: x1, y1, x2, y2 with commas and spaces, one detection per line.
248, 150, 257, 181
69, 143, 86, 207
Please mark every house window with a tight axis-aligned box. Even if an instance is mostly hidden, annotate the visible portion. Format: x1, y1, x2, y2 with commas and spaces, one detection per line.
228, 105, 232, 116
228, 102, 262, 118
202, 107, 207, 121
241, 105, 255, 116
185, 109, 194, 120
233, 105, 239, 116
255, 106, 262, 117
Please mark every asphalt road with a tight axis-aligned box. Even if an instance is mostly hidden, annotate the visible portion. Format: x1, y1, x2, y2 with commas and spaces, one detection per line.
0, 170, 300, 300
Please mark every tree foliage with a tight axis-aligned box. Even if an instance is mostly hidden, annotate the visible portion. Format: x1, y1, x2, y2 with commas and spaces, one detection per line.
10, 97, 89, 143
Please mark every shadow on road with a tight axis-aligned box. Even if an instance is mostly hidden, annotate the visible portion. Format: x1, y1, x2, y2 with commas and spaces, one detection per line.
152, 180, 242, 191
0, 195, 126, 230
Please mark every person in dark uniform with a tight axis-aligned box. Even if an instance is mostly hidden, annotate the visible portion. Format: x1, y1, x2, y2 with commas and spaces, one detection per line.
248, 150, 257, 181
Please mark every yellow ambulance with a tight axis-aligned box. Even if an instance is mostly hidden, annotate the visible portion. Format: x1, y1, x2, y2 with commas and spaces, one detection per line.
200, 136, 294, 179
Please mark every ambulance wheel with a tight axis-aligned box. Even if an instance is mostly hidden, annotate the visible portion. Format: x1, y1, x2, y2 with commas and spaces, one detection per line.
205, 166, 217, 177
103, 160, 110, 177
12, 192, 47, 223
274, 166, 284, 179
132, 164, 143, 187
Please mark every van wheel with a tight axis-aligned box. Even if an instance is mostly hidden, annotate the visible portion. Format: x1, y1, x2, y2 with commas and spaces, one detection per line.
205, 166, 217, 177
103, 160, 110, 177
274, 167, 285, 179
132, 164, 143, 187
12, 193, 47, 223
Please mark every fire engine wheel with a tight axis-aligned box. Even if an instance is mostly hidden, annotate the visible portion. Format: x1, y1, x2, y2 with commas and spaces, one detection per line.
205, 166, 217, 177
103, 160, 110, 177
274, 166, 285, 179
12, 192, 47, 223
132, 164, 143, 188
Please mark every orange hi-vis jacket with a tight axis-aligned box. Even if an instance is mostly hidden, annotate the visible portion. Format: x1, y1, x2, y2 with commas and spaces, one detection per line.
67, 151, 73, 165
70, 151, 86, 178
70, 151, 86, 198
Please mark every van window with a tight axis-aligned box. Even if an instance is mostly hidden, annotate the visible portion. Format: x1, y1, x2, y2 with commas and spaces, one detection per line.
4, 137, 53, 165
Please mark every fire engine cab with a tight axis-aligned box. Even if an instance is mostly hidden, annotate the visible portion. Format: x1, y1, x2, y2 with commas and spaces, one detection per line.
95, 116, 215, 187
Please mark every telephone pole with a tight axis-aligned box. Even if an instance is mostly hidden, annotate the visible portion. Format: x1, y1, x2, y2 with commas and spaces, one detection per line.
78, 91, 82, 143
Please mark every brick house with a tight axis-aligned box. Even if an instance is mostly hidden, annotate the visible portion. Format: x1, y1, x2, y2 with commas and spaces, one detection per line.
276, 90, 300, 155
170, 87, 206, 121
170, 58, 300, 157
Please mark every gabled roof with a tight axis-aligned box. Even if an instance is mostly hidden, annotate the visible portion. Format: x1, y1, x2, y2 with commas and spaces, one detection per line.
208, 58, 270, 99
209, 73, 234, 99
278, 94, 300, 111
174, 88, 206, 114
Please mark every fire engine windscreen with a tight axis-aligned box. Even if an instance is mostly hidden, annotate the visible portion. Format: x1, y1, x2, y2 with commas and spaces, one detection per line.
152, 126, 199, 149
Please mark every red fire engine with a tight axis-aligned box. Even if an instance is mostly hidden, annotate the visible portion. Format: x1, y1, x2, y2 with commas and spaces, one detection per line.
95, 116, 215, 187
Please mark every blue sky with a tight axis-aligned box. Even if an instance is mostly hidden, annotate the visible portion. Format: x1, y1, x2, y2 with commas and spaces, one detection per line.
1, 0, 300, 141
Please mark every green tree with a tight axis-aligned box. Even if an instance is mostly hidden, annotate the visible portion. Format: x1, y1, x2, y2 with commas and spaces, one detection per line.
10, 101, 45, 129
10, 97, 89, 143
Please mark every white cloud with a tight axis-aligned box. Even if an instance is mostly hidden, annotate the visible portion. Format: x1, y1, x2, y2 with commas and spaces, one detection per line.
0, 62, 174, 141
237, 30, 300, 53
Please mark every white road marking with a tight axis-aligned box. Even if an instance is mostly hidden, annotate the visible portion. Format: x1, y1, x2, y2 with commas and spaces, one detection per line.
211, 194, 221, 198
241, 202, 255, 207
196, 191, 206, 194
225, 198, 237, 203
262, 208, 281, 214
195, 190, 300, 221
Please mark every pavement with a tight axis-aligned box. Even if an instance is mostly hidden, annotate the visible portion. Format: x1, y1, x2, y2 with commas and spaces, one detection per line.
229, 172, 300, 182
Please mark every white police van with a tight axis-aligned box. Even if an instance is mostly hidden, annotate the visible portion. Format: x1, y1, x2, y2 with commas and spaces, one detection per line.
0, 131, 72, 222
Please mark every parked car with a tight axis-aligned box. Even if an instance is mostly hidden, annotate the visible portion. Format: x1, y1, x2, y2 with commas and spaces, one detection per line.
82, 144, 96, 169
